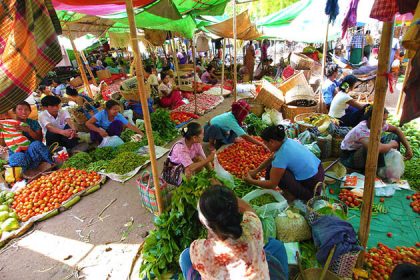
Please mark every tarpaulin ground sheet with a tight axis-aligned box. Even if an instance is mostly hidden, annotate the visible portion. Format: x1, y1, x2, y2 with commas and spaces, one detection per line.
326, 183, 419, 249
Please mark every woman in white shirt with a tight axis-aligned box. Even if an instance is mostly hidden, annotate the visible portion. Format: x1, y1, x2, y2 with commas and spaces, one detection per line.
328, 75, 365, 127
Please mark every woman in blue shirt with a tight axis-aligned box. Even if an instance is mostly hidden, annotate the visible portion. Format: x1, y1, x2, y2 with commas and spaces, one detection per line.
322, 64, 339, 109
86, 100, 144, 143
244, 125, 324, 201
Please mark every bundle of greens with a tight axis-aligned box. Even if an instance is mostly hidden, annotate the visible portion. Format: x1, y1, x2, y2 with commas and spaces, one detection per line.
120, 129, 136, 143
62, 152, 92, 170
89, 147, 115, 161
86, 160, 109, 172
105, 152, 148, 174
249, 193, 277, 206
150, 109, 179, 142
139, 131, 166, 147
244, 113, 268, 136
113, 141, 144, 156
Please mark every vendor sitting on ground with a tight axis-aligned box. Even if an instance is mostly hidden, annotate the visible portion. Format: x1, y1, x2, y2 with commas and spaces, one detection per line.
65, 86, 98, 119
204, 100, 268, 151
180, 185, 288, 280
0, 102, 52, 171
86, 100, 144, 143
167, 122, 214, 178
322, 64, 340, 109
340, 106, 413, 171
39, 95, 79, 149
244, 125, 325, 202
328, 75, 366, 127
158, 73, 185, 109
201, 65, 218, 85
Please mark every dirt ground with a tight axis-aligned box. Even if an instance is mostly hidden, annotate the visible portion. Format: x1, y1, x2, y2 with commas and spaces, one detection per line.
0, 84, 404, 280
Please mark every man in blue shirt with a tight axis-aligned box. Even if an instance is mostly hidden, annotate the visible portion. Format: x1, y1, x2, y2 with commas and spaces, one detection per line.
51, 78, 67, 97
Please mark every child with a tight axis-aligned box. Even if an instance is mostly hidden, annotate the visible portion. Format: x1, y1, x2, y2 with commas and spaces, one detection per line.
99, 81, 112, 101
38, 95, 79, 149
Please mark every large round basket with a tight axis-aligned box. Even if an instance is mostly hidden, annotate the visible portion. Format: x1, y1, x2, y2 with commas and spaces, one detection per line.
120, 88, 140, 102
243, 98, 265, 117
281, 103, 318, 122
294, 112, 323, 133
290, 53, 315, 70
278, 71, 308, 94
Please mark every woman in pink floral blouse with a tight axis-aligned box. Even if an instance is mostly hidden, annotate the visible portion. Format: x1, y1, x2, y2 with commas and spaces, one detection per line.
179, 185, 288, 280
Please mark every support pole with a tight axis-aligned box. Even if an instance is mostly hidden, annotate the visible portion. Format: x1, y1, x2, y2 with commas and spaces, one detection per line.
395, 60, 411, 116
171, 37, 181, 86
80, 51, 97, 86
274, 40, 277, 64
356, 21, 394, 267
233, 0, 238, 102
70, 37, 93, 98
320, 21, 330, 113
191, 38, 198, 115
125, 0, 163, 214
221, 38, 226, 96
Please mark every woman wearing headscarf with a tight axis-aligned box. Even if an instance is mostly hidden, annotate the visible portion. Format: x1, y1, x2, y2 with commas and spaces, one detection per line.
204, 100, 268, 151
244, 41, 256, 81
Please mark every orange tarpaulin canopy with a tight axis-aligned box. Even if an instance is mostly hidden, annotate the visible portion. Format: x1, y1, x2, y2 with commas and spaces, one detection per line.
205, 11, 261, 40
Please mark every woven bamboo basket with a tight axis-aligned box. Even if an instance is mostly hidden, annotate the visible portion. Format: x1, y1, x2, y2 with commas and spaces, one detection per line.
120, 86, 151, 102
290, 52, 315, 70
281, 103, 318, 122
278, 71, 309, 94
243, 98, 265, 117
255, 80, 284, 110
332, 135, 344, 158
294, 112, 323, 132
285, 83, 315, 105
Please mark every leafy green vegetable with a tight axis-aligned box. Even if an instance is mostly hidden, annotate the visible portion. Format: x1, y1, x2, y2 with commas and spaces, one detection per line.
0, 159, 7, 172
62, 152, 92, 170
89, 147, 115, 161
139, 131, 166, 147
299, 241, 321, 270
150, 109, 179, 143
120, 129, 136, 143
244, 113, 268, 136
105, 152, 148, 174
316, 206, 347, 220
113, 141, 144, 156
86, 160, 109, 172
249, 193, 277, 206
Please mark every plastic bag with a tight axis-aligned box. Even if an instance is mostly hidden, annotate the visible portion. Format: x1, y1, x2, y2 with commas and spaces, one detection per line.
262, 111, 273, 125
242, 189, 288, 217
261, 216, 276, 243
123, 109, 135, 125
214, 155, 234, 189
98, 136, 124, 148
304, 142, 321, 158
298, 130, 315, 145
377, 149, 405, 182
267, 108, 283, 125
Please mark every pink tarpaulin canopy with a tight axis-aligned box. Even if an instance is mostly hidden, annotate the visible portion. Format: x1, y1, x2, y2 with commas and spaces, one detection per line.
52, 0, 155, 15
396, 13, 413, 23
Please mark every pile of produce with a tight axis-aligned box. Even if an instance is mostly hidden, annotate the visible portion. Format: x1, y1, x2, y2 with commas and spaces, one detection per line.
244, 113, 269, 136
300, 114, 337, 133
249, 193, 277, 206
0, 191, 19, 237
408, 193, 420, 213
89, 147, 115, 161
62, 152, 93, 170
338, 189, 361, 208
113, 141, 143, 155
364, 243, 420, 279
169, 112, 198, 125
105, 152, 148, 175
388, 116, 420, 190
172, 94, 224, 115
217, 137, 271, 178
150, 109, 179, 143
120, 129, 136, 142
11, 168, 101, 221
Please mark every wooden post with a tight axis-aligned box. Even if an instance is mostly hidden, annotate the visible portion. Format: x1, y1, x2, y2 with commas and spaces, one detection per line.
191, 39, 198, 115
70, 37, 93, 98
170, 37, 181, 86
233, 0, 237, 102
80, 51, 97, 86
356, 21, 394, 267
221, 38, 226, 96
396, 60, 411, 116
273, 40, 277, 64
125, 0, 164, 214
320, 21, 330, 113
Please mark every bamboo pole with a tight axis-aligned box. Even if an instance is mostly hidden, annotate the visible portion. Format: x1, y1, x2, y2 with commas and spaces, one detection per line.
356, 21, 394, 267
170, 37, 181, 86
125, 0, 163, 214
80, 51, 97, 86
220, 38, 226, 96
69, 37, 93, 98
233, 0, 237, 102
320, 21, 330, 113
395, 60, 411, 116
191, 39, 198, 115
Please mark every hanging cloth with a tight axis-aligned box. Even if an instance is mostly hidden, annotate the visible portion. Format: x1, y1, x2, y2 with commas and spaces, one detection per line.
0, 0, 63, 114
196, 35, 210, 52
341, 0, 360, 38
325, 0, 340, 24
370, 0, 399, 22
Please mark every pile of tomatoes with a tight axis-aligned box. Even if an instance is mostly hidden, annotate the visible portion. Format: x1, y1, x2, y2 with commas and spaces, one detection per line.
12, 168, 101, 222
217, 137, 271, 178
364, 243, 420, 279
407, 193, 420, 213
170, 112, 198, 125
338, 189, 361, 208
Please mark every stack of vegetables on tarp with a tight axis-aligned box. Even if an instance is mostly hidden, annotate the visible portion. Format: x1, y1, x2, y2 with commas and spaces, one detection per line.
172, 93, 224, 116
0, 168, 104, 248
